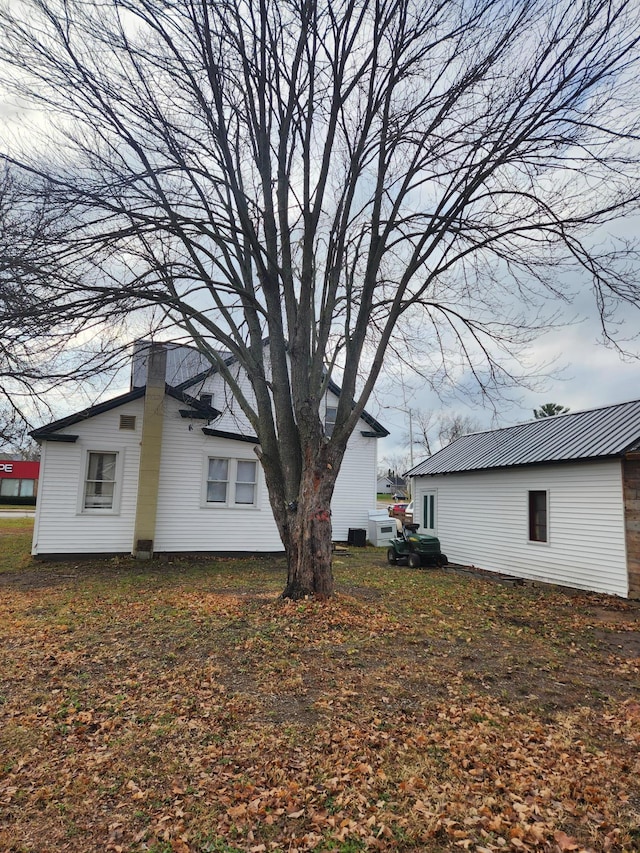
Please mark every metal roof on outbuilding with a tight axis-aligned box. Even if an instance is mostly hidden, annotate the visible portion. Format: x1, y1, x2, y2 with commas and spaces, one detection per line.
406, 399, 640, 477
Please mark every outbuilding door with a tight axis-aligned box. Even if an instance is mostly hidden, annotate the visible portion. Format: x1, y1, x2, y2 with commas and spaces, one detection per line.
422, 491, 437, 535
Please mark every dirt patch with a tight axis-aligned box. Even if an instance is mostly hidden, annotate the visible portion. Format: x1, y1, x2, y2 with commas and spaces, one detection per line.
593, 628, 640, 658
0, 568, 80, 589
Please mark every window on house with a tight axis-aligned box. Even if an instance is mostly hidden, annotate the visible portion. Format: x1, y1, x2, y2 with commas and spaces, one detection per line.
325, 406, 337, 437
235, 460, 257, 505
528, 490, 548, 542
84, 452, 117, 509
206, 457, 257, 507
206, 458, 229, 503
200, 393, 213, 408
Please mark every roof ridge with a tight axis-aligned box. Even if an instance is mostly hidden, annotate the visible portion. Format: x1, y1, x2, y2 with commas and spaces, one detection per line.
461, 397, 640, 439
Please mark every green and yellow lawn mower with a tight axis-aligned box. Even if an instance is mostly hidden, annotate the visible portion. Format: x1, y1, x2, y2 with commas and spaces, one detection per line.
387, 519, 448, 569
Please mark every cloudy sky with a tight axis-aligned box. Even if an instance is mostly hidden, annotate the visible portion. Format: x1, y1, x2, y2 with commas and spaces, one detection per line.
374, 234, 640, 466
2, 3, 639, 460
377, 327, 640, 462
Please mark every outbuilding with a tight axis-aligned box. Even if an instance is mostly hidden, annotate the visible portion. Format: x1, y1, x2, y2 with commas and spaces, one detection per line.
406, 400, 640, 598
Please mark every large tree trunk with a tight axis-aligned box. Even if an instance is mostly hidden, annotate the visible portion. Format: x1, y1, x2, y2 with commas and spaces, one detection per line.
280, 451, 340, 600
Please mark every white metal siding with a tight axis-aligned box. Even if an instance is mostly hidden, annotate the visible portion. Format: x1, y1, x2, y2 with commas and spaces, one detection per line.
32, 400, 143, 555
412, 460, 628, 597
201, 364, 257, 435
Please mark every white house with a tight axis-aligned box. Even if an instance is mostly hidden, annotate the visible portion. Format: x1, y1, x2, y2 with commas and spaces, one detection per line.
376, 474, 406, 495
30, 343, 388, 558
406, 400, 640, 599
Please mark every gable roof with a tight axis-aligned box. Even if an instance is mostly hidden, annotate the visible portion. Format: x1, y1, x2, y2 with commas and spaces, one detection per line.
407, 399, 640, 477
378, 474, 406, 487
31, 386, 220, 442
171, 343, 389, 438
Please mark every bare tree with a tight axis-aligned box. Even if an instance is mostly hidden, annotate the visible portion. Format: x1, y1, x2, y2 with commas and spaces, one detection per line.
0, 166, 134, 443
1, 0, 640, 597
410, 410, 435, 459
403, 408, 481, 458
437, 413, 483, 449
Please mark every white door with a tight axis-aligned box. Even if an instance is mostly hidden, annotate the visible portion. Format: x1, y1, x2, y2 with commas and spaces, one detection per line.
422, 491, 437, 535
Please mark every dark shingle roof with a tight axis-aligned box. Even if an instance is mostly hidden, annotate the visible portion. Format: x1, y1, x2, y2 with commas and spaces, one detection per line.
407, 399, 640, 477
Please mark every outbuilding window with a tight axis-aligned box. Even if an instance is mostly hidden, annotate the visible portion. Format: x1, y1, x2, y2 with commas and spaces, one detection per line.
528, 490, 548, 542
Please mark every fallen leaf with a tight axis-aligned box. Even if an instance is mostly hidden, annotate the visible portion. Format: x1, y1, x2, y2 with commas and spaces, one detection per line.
554, 830, 579, 851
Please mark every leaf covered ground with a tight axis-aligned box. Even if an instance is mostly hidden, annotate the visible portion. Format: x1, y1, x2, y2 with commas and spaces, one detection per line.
0, 521, 639, 852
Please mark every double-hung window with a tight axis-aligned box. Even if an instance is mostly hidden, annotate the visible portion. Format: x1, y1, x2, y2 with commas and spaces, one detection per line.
206, 457, 257, 507
325, 405, 337, 438
84, 452, 117, 510
206, 458, 229, 503
235, 460, 257, 505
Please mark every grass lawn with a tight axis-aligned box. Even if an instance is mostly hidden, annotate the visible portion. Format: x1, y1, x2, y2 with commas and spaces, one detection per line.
1, 519, 639, 852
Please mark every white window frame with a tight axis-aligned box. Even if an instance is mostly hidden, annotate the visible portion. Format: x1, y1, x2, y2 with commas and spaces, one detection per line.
324, 404, 337, 438
202, 456, 259, 509
77, 449, 124, 515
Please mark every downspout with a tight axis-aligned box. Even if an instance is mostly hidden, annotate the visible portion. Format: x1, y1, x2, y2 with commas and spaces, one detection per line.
132, 344, 167, 559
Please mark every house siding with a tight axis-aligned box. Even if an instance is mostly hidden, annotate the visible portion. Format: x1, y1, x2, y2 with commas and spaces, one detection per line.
153, 395, 378, 549
153, 397, 282, 552
331, 424, 378, 542
412, 460, 628, 597
199, 364, 257, 436
34, 391, 380, 556
32, 400, 144, 555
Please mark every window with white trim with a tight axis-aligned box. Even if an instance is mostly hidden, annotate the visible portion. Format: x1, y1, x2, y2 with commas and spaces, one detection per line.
206, 458, 229, 503
206, 457, 257, 507
235, 460, 257, 505
325, 405, 337, 437
84, 452, 117, 509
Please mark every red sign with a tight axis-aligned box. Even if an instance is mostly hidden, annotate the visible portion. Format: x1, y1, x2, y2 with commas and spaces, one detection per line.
0, 460, 40, 479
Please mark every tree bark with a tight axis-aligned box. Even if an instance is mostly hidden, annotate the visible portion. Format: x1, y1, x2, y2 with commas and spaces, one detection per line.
277, 448, 340, 600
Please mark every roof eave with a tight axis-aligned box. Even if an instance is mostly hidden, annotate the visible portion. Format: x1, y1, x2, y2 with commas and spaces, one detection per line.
408, 451, 629, 478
